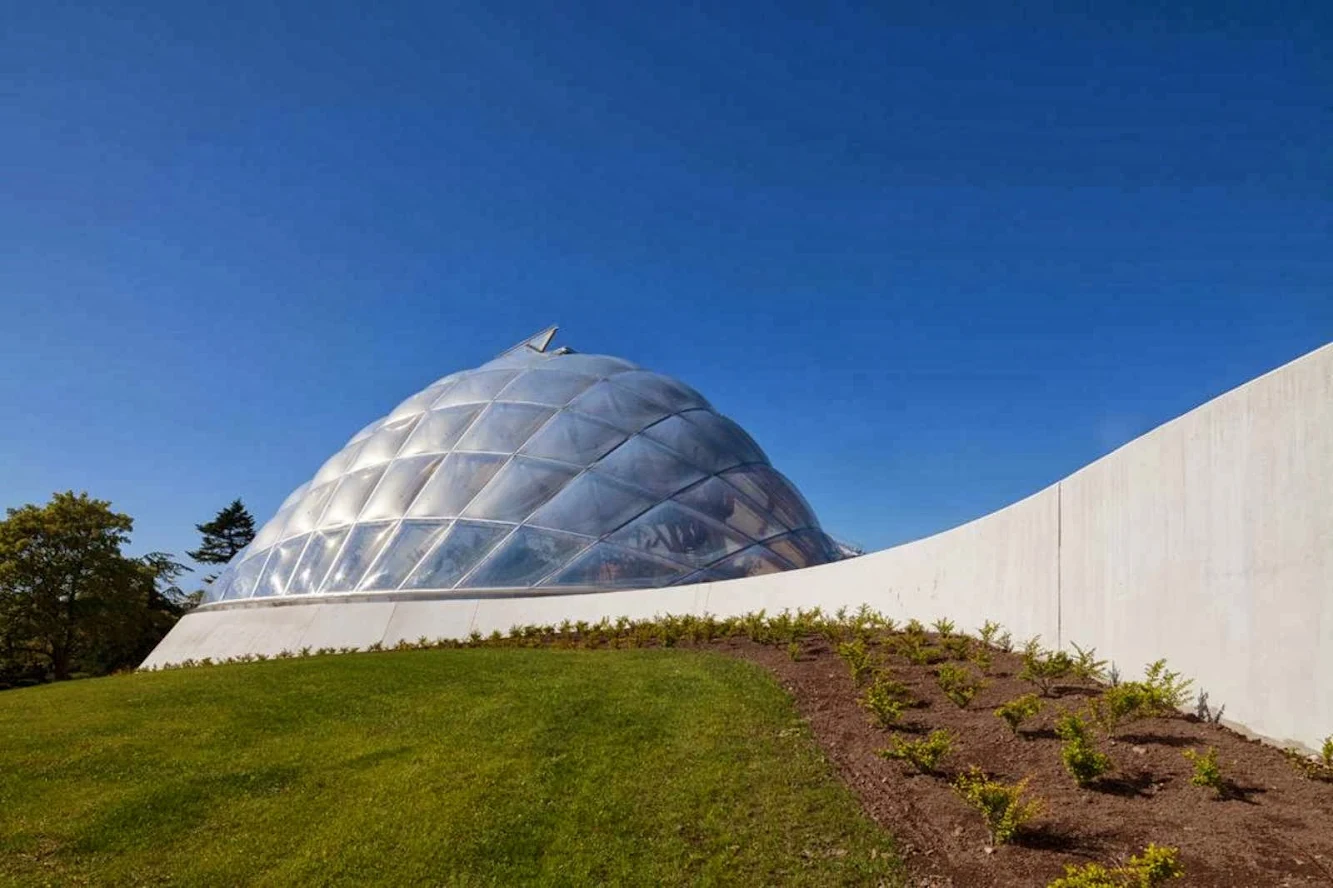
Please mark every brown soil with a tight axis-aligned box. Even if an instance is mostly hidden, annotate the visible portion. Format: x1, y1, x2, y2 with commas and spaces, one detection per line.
708, 636, 1333, 888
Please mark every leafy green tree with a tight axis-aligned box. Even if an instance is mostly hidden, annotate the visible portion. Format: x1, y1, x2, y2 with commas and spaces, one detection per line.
0, 492, 174, 681
188, 499, 256, 581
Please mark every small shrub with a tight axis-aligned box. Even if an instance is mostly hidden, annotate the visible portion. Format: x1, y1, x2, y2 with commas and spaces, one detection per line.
878, 729, 954, 774
977, 619, 1005, 648
952, 766, 1042, 845
968, 643, 993, 673
1048, 843, 1184, 888
995, 693, 1043, 735
1056, 712, 1113, 785
1183, 747, 1226, 798
1070, 643, 1108, 683
1020, 647, 1074, 696
836, 638, 874, 685
897, 633, 946, 665
860, 674, 914, 728
904, 618, 926, 636
1091, 660, 1194, 735
932, 617, 956, 638
941, 633, 972, 660
937, 662, 985, 708
1193, 691, 1225, 726
1141, 660, 1193, 712
786, 641, 801, 661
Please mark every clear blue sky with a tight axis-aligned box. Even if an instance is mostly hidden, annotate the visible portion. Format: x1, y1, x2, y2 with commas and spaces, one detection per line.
2, 1, 1329, 570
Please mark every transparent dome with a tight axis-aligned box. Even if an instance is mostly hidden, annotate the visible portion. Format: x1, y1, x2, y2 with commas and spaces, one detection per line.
204, 328, 842, 604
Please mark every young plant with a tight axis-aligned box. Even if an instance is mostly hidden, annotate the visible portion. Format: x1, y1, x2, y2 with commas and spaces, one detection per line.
878, 729, 954, 774
968, 643, 994, 674
1020, 647, 1074, 696
1090, 659, 1195, 735
977, 619, 1004, 648
1048, 843, 1184, 888
1070, 643, 1108, 684
860, 674, 914, 729
786, 641, 801, 662
1141, 660, 1194, 713
932, 617, 956, 638
1056, 712, 1113, 786
937, 662, 985, 708
1284, 735, 1333, 781
952, 766, 1043, 846
994, 693, 1043, 736
897, 633, 945, 666
836, 638, 874, 685
1193, 691, 1226, 726
1183, 747, 1226, 798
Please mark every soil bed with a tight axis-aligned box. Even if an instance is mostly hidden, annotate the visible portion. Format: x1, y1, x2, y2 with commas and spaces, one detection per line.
709, 634, 1333, 887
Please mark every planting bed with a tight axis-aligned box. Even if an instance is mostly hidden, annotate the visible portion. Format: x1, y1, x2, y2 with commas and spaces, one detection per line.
713, 631, 1333, 887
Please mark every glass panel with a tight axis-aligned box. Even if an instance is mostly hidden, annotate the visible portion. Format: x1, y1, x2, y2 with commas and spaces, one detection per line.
495, 370, 597, 406
430, 370, 519, 408
403, 520, 512, 590
674, 476, 785, 542
278, 482, 311, 511
546, 354, 638, 377
359, 455, 443, 520
568, 381, 671, 434
398, 405, 484, 457
454, 403, 555, 453
407, 453, 508, 518
281, 481, 338, 538
311, 441, 364, 486
250, 502, 296, 550
318, 465, 388, 528
286, 527, 351, 596
349, 416, 419, 470
520, 410, 626, 466
607, 501, 749, 567
320, 522, 397, 592
543, 542, 689, 589
226, 552, 269, 601
387, 382, 451, 421
252, 533, 309, 598
680, 411, 767, 465
642, 413, 743, 473
462, 457, 579, 523
670, 569, 725, 586
526, 471, 656, 538
357, 521, 453, 591
708, 544, 793, 579
592, 435, 705, 499
460, 526, 591, 588
610, 371, 711, 413
347, 419, 384, 446
765, 529, 841, 568
203, 565, 236, 604
719, 465, 819, 532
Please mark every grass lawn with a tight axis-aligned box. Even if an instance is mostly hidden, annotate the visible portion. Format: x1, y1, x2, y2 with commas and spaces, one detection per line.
0, 648, 903, 886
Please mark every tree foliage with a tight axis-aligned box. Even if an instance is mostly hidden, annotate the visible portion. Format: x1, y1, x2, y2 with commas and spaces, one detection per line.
0, 491, 187, 685
188, 499, 256, 566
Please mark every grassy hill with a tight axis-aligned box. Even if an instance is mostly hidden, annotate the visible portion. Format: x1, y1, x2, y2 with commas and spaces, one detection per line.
0, 648, 903, 886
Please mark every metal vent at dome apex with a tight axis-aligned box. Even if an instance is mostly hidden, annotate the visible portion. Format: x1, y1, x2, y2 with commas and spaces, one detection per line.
203, 327, 843, 604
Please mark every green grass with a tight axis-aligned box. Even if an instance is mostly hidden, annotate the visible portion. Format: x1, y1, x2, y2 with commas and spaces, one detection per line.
0, 648, 903, 886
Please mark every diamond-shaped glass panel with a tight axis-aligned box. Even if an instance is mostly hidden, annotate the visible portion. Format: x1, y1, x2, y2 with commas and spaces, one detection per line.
320, 522, 396, 592
431, 370, 519, 408
543, 542, 689, 589
610, 371, 711, 413
281, 481, 338, 539
462, 457, 579, 523
643, 414, 744, 473
674, 476, 785, 542
407, 453, 507, 518
454, 403, 555, 453
225, 551, 270, 601
286, 527, 351, 596
357, 521, 453, 591
387, 382, 452, 421
318, 465, 388, 528
460, 526, 591, 588
568, 381, 671, 434
402, 521, 512, 590
719, 465, 819, 532
496, 370, 597, 406
253, 533, 309, 598
593, 435, 705, 499
398, 405, 484, 457
520, 411, 626, 466
359, 455, 443, 521
349, 416, 419, 470
708, 544, 792, 579
607, 501, 749, 568
526, 471, 656, 538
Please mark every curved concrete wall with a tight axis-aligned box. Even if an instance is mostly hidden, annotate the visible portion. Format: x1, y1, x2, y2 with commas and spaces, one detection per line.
143, 342, 1333, 750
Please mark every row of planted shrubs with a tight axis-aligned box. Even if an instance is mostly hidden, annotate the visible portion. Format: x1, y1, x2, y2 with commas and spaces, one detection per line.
147, 606, 1333, 886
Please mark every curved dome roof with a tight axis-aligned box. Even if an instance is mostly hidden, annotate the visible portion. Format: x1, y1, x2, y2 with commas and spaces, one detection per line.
203, 329, 841, 604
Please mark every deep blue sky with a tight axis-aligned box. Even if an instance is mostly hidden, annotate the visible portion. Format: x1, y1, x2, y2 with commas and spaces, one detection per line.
2, 1, 1329, 570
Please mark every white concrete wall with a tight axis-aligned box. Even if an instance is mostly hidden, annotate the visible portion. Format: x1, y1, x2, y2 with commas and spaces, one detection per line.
142, 342, 1333, 749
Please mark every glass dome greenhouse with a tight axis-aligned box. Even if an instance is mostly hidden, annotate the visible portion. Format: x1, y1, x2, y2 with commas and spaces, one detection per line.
203, 328, 843, 605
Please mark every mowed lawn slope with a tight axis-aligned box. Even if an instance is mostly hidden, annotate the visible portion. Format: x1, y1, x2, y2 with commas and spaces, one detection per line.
0, 649, 902, 886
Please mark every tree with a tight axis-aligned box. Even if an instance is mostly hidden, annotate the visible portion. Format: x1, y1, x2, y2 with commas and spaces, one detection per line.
188, 499, 256, 570
0, 492, 150, 681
